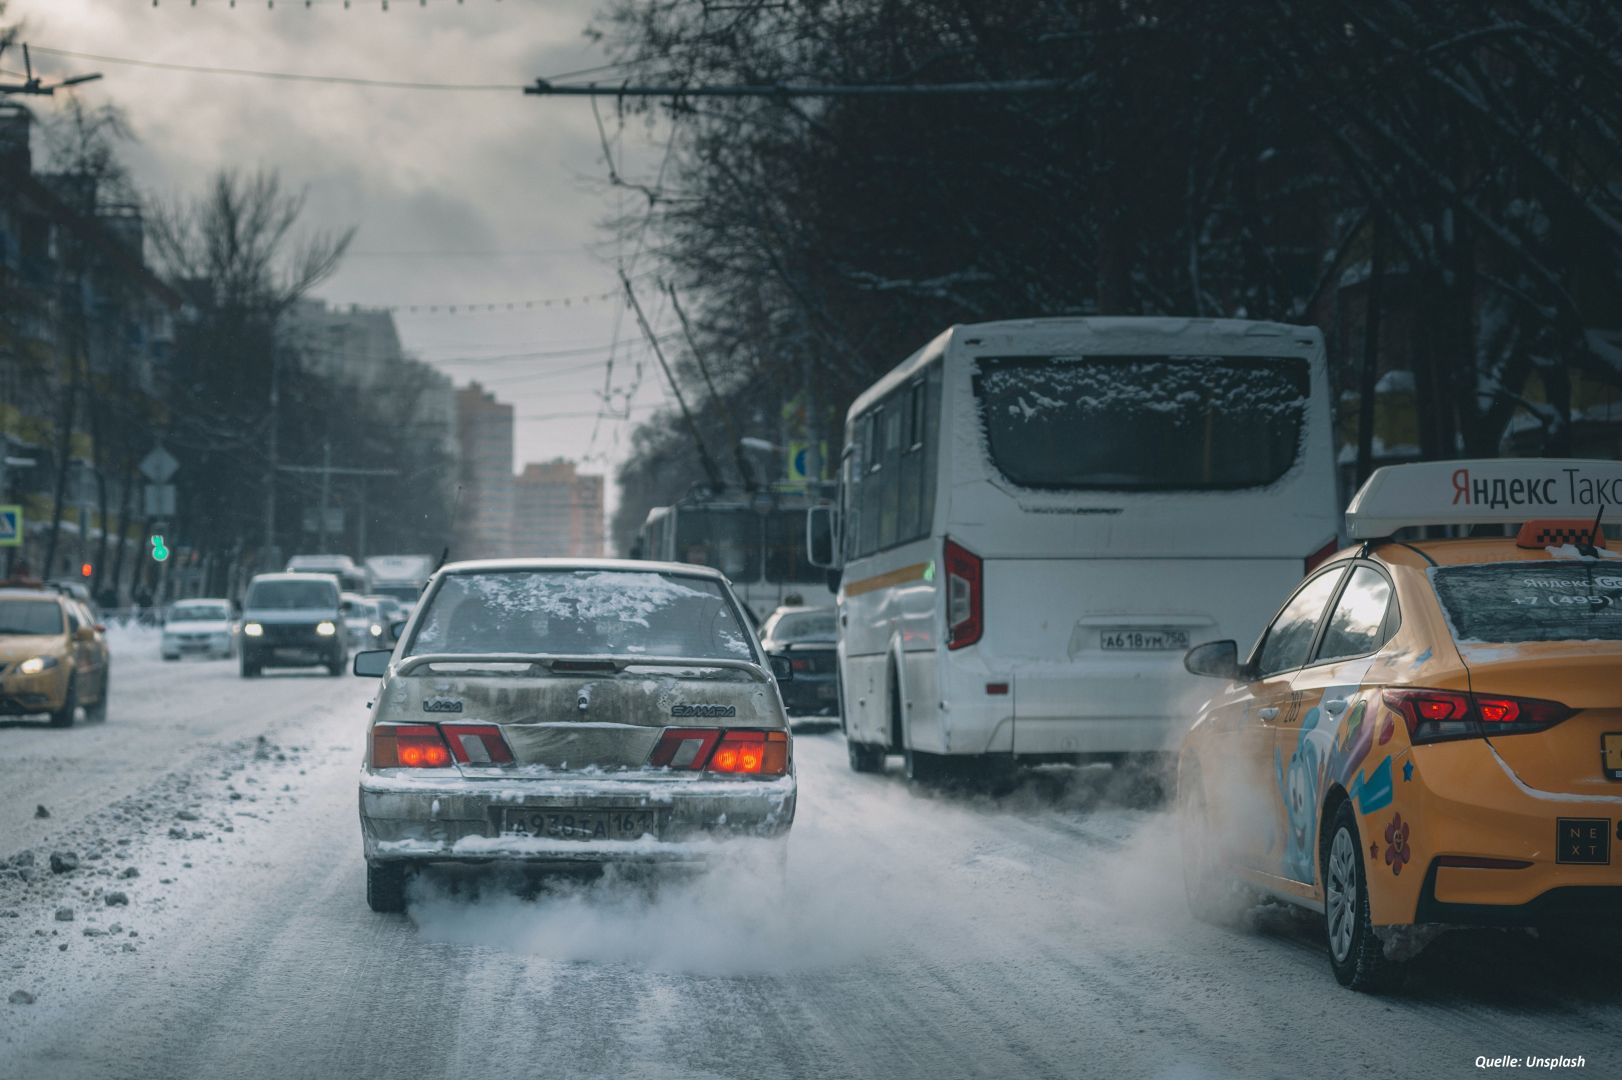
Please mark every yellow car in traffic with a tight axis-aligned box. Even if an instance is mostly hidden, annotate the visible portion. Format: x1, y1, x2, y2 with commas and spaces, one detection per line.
0, 585, 110, 727
1179, 459, 1622, 990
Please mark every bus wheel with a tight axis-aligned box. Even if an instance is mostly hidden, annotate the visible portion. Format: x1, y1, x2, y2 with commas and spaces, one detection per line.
847, 738, 886, 773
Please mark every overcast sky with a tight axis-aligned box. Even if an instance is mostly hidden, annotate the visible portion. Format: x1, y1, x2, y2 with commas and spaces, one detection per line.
8, 0, 672, 524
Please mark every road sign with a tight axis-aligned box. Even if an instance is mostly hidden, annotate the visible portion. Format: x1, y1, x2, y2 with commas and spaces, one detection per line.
139, 446, 179, 484
0, 505, 19, 547
144, 483, 176, 518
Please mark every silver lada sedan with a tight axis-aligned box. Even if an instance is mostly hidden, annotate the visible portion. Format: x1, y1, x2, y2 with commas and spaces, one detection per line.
353, 558, 797, 912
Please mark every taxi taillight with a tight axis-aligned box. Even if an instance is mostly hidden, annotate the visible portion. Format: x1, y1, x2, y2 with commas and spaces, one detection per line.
648, 728, 790, 776
371, 724, 453, 768
1383, 688, 1573, 745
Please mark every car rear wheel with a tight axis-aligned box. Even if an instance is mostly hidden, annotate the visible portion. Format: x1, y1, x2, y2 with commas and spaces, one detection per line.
48, 679, 77, 729
240, 654, 261, 678
1324, 800, 1404, 992
366, 860, 408, 913
1178, 770, 1251, 927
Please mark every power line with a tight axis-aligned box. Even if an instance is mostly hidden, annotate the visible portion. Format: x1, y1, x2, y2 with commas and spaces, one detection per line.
526, 77, 1084, 99
25, 44, 520, 91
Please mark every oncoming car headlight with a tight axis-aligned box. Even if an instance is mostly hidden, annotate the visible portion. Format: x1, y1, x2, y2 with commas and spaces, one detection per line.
316, 621, 337, 637
369, 623, 383, 638
18, 656, 60, 675
243, 622, 264, 638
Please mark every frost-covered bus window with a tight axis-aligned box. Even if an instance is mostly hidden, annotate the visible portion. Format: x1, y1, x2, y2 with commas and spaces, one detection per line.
410, 570, 754, 660
974, 355, 1309, 491
1431, 563, 1622, 644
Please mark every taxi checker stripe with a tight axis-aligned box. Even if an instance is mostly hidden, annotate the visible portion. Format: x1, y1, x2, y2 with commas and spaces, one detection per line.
844, 561, 931, 598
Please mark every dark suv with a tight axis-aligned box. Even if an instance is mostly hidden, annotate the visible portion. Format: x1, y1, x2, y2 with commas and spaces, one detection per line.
239, 572, 348, 677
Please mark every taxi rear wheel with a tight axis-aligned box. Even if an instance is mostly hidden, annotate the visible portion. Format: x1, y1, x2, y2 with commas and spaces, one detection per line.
1324, 801, 1404, 992
1178, 771, 1250, 927
366, 860, 408, 913
84, 673, 108, 723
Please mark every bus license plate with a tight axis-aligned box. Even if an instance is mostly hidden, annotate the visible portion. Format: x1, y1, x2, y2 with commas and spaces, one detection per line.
1100, 629, 1189, 651
501, 809, 656, 842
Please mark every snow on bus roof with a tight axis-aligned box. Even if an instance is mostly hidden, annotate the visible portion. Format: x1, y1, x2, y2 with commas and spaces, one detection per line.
1345, 458, 1622, 539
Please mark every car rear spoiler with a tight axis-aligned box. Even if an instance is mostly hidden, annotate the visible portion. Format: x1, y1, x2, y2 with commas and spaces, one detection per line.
392, 653, 773, 682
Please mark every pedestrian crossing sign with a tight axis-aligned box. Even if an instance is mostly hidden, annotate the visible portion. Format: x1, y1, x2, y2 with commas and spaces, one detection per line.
0, 505, 20, 547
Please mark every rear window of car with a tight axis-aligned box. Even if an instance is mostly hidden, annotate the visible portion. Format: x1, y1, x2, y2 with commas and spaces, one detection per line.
770, 610, 836, 642
1430, 562, 1622, 644
246, 579, 339, 610
973, 355, 1309, 491
0, 600, 64, 636
408, 570, 754, 661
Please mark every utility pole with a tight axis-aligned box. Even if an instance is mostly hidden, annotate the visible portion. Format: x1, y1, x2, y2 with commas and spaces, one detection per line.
317, 439, 332, 551
264, 347, 280, 570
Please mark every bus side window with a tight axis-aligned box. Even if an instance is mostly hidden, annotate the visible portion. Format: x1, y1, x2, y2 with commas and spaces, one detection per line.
878, 404, 902, 548
898, 380, 924, 541
861, 409, 884, 556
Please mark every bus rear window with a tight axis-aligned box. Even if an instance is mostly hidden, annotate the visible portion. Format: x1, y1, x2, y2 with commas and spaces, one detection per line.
973, 355, 1309, 491
1431, 562, 1622, 645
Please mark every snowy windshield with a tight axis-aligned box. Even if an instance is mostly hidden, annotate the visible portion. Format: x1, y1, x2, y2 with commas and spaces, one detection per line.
409, 570, 754, 661
769, 610, 836, 642
974, 355, 1308, 491
1432, 563, 1622, 645
246, 580, 340, 611
0, 600, 63, 636
170, 602, 230, 621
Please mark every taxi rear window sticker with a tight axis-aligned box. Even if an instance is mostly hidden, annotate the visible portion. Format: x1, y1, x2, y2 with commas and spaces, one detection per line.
1430, 562, 1622, 644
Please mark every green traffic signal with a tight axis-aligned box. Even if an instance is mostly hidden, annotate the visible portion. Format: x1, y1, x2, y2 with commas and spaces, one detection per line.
150, 534, 170, 563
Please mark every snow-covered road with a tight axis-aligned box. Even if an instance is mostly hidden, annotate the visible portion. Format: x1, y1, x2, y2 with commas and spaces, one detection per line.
2, 642, 1619, 1079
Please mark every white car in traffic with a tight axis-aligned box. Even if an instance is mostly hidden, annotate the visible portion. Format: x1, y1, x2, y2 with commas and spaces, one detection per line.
161, 598, 239, 660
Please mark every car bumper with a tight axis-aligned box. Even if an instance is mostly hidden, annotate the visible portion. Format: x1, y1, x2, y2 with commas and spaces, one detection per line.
781, 674, 839, 715
0, 668, 70, 712
164, 636, 231, 656
358, 770, 796, 864
1365, 742, 1622, 927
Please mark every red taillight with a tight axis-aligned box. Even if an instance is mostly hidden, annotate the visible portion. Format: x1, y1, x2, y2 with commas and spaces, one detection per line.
944, 537, 983, 650
1383, 688, 1572, 745
441, 723, 514, 765
1305, 538, 1340, 575
647, 728, 789, 776
790, 658, 811, 672
372, 724, 453, 768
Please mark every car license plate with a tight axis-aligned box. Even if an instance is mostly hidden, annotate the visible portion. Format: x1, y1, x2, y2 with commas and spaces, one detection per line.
1603, 733, 1622, 781
1556, 818, 1611, 864
1099, 629, 1189, 651
501, 808, 656, 842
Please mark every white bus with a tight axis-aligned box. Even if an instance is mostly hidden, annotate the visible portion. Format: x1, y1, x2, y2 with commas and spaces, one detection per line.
807, 317, 1340, 782
637, 489, 834, 623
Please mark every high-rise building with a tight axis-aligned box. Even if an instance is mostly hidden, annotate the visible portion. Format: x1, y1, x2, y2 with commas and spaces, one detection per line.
455, 383, 516, 558
512, 459, 605, 558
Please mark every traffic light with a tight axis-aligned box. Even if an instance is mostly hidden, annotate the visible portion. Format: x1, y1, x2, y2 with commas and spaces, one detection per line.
149, 535, 170, 563
79, 562, 92, 578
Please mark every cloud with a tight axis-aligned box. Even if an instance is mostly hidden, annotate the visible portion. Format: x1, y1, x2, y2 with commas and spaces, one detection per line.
11, 0, 671, 518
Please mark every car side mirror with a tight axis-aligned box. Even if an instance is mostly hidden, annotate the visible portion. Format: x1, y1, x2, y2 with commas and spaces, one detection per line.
352, 650, 391, 678
75, 625, 96, 642
1184, 639, 1240, 680
769, 654, 794, 682
389, 619, 407, 643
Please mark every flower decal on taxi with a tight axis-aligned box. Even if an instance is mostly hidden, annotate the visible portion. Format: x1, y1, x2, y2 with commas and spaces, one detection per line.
1383, 813, 1411, 876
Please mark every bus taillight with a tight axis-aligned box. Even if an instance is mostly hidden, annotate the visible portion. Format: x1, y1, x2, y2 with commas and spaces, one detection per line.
944, 538, 983, 650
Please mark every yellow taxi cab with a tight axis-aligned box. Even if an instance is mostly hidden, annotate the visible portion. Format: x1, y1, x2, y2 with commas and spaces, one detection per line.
1178, 458, 1622, 990
0, 584, 110, 727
